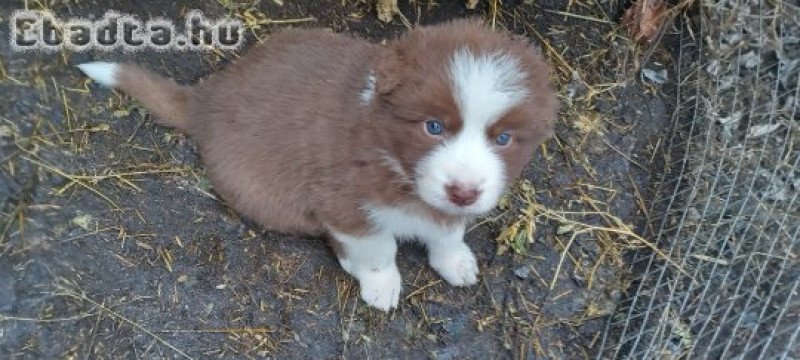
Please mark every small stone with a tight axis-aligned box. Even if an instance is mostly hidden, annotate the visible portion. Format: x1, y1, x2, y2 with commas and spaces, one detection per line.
442, 315, 468, 336
642, 68, 668, 84
610, 289, 622, 302
590, 297, 618, 317
739, 51, 762, 69
376, 0, 399, 23
514, 266, 530, 279
686, 207, 702, 221
747, 123, 782, 138
71, 213, 94, 230
0, 125, 12, 139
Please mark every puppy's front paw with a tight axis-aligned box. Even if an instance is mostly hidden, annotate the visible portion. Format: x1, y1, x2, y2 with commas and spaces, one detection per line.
430, 245, 479, 286
357, 266, 402, 311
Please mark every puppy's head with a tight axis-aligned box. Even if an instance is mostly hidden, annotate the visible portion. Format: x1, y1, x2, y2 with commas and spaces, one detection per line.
368, 19, 558, 216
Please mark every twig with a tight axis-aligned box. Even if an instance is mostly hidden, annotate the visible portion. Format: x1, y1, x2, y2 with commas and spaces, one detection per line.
0, 313, 97, 323
543, 9, 613, 24
403, 280, 442, 301
550, 230, 585, 289
156, 328, 272, 334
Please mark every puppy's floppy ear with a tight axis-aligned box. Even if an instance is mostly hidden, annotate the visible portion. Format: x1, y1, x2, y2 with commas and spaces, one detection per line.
373, 46, 404, 95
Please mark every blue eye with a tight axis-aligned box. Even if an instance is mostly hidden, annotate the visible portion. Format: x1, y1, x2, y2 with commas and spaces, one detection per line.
496, 132, 512, 146
425, 119, 445, 136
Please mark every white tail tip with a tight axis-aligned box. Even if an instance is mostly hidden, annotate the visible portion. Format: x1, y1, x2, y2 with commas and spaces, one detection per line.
77, 62, 119, 87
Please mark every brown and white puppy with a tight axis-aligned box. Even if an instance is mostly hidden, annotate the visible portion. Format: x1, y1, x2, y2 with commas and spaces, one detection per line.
78, 19, 558, 311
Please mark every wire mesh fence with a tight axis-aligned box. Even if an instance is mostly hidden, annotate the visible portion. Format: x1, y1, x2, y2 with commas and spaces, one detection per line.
597, 0, 799, 358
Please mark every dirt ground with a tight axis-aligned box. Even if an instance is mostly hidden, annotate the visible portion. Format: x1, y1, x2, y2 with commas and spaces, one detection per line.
0, 0, 680, 358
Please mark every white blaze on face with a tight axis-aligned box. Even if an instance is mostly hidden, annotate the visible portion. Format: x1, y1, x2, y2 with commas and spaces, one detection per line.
415, 48, 529, 215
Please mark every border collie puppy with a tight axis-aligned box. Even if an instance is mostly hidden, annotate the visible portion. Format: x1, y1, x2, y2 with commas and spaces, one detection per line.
78, 19, 558, 311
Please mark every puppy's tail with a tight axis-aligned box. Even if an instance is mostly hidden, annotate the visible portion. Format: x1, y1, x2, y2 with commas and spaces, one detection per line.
77, 62, 191, 132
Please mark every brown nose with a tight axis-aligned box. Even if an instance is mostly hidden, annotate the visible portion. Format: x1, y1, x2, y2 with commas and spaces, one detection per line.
446, 184, 481, 207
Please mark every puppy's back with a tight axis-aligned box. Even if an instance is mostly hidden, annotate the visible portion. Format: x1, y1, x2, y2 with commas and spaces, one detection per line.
187, 29, 380, 233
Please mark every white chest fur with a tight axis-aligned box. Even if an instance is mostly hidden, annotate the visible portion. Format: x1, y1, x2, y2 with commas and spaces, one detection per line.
365, 204, 465, 240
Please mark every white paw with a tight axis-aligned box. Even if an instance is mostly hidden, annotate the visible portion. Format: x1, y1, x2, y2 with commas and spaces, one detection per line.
430, 245, 479, 286
357, 266, 402, 311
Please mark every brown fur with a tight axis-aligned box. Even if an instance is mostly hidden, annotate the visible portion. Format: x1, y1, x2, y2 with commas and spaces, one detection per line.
110, 19, 558, 236
118, 65, 192, 131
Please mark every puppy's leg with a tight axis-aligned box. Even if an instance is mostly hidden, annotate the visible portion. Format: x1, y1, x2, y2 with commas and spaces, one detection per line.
418, 223, 479, 286
331, 231, 401, 311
